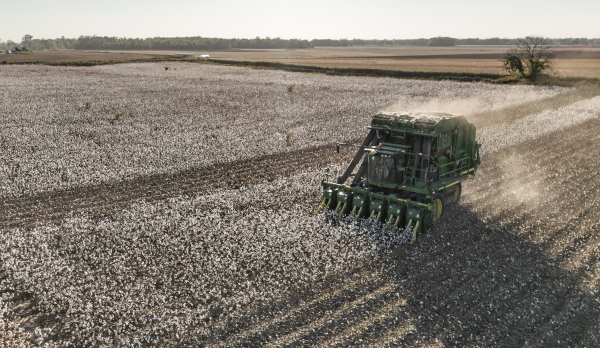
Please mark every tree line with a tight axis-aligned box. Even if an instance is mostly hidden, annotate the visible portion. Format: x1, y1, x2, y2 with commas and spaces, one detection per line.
1, 36, 78, 50
1, 36, 312, 51
74, 36, 312, 50
311, 37, 600, 47
3, 35, 600, 51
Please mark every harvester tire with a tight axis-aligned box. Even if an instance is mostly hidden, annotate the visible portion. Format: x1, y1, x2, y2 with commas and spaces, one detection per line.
423, 197, 444, 234
431, 197, 445, 223
452, 183, 462, 204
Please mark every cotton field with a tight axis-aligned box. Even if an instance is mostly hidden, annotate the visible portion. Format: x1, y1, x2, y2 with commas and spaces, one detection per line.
1, 167, 410, 347
0, 63, 567, 198
1, 63, 600, 347
477, 96, 600, 154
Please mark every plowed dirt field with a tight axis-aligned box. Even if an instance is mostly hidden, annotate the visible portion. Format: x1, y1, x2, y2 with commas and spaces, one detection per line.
1, 63, 599, 347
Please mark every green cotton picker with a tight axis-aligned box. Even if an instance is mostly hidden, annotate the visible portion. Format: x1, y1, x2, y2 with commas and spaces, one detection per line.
320, 111, 481, 242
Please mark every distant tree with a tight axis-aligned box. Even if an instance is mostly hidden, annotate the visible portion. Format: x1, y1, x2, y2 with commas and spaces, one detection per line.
22, 34, 33, 49
502, 36, 554, 80
46, 40, 58, 50
427, 37, 455, 46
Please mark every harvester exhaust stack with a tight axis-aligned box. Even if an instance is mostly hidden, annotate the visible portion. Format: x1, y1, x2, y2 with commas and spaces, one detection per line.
321, 111, 481, 241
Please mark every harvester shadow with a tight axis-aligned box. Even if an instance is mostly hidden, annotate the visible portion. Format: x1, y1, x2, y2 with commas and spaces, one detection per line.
381, 203, 600, 347
194, 203, 600, 347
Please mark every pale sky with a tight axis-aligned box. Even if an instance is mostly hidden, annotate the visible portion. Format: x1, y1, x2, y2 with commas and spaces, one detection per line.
2, 0, 599, 42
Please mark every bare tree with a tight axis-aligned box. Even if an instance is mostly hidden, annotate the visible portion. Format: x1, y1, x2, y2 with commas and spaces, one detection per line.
502, 36, 554, 80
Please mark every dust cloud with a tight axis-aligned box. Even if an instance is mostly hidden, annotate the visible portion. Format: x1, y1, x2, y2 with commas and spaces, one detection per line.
386, 96, 493, 116
497, 151, 542, 210
477, 96, 600, 154
383, 86, 567, 117
384, 90, 600, 221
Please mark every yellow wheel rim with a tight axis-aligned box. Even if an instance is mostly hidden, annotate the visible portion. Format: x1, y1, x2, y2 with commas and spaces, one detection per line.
454, 185, 460, 201
432, 199, 443, 222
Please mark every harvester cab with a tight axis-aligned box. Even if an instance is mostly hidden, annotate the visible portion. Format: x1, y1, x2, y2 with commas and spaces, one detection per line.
321, 111, 481, 242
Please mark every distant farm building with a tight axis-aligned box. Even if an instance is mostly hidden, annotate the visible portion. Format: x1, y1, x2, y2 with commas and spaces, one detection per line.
10, 45, 24, 52
174, 53, 194, 57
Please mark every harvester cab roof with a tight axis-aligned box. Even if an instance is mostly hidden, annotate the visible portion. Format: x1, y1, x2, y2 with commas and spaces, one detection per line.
320, 111, 481, 243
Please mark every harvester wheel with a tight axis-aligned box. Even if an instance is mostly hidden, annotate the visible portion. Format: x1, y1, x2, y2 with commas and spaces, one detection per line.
431, 197, 445, 223
453, 183, 462, 204
422, 197, 444, 234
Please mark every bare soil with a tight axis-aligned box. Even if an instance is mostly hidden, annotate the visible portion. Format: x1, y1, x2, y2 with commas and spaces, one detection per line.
4, 46, 600, 78
110, 46, 600, 78
0, 50, 159, 63
216, 58, 600, 79
110, 46, 600, 60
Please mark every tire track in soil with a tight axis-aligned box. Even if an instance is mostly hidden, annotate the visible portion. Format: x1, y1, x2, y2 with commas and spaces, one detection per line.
0, 142, 358, 230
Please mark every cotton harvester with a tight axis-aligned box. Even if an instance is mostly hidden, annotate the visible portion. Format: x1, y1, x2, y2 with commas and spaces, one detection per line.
320, 111, 481, 242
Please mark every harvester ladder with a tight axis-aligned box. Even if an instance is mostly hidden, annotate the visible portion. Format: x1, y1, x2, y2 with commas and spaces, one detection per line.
403, 136, 432, 185
403, 137, 422, 186
403, 162, 416, 186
